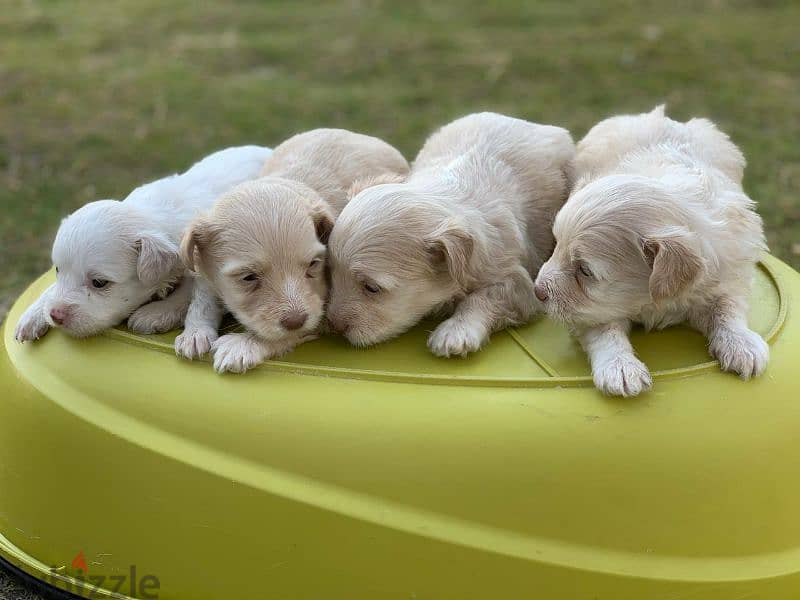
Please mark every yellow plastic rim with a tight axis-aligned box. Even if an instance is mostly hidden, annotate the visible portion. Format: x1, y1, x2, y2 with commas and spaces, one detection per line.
98, 259, 786, 388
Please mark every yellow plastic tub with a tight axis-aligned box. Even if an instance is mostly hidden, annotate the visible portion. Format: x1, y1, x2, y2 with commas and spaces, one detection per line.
1, 255, 799, 599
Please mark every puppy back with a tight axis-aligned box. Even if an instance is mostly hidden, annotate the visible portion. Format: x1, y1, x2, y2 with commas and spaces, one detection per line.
261, 128, 410, 216
575, 105, 746, 186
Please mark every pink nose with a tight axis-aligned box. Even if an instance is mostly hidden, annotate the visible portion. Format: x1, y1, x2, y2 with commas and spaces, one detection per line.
280, 311, 308, 331
534, 283, 549, 303
328, 314, 349, 335
49, 307, 69, 325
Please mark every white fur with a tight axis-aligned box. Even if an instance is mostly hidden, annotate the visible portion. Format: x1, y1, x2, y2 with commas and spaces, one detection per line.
327, 112, 575, 354
581, 321, 653, 397
535, 105, 768, 395
174, 276, 223, 359
14, 146, 272, 341
211, 331, 318, 374
126, 276, 194, 334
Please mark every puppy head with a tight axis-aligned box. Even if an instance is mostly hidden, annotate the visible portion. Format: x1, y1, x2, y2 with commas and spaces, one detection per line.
327, 182, 469, 346
46, 200, 181, 337
182, 178, 332, 341
534, 175, 705, 327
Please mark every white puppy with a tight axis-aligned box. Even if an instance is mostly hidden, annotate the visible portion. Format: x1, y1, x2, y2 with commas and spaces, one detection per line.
327, 112, 575, 356
534, 105, 768, 397
177, 129, 410, 373
14, 146, 272, 341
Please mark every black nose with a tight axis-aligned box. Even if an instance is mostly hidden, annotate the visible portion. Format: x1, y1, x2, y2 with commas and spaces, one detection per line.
534, 283, 549, 302
280, 311, 308, 331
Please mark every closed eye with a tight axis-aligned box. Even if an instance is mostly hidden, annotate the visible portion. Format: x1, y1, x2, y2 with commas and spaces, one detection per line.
363, 281, 381, 295
578, 263, 593, 278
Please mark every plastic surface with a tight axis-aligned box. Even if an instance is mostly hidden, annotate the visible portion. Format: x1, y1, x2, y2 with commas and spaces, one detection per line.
1, 255, 798, 599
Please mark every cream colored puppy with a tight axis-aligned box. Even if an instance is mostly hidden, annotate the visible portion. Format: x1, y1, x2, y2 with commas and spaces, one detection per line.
178, 129, 409, 373
327, 112, 575, 355
534, 105, 768, 397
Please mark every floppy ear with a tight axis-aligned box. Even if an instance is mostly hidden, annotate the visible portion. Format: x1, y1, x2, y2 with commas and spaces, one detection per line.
136, 232, 180, 287
347, 172, 407, 200
307, 197, 335, 244
643, 231, 704, 302
424, 217, 474, 288
179, 218, 215, 272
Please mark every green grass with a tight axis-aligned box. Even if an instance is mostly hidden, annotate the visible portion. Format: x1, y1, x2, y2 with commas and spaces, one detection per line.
1, 0, 799, 314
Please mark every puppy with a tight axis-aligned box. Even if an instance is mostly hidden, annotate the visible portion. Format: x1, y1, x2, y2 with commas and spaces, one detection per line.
14, 146, 272, 342
534, 105, 768, 397
177, 129, 410, 373
326, 112, 575, 356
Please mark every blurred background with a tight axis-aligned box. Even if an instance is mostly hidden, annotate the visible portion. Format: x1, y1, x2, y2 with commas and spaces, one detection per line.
0, 2, 798, 597
1, 0, 799, 320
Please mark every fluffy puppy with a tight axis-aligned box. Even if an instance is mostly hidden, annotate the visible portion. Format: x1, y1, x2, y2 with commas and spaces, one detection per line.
14, 146, 271, 341
177, 129, 410, 373
534, 105, 768, 397
327, 112, 575, 355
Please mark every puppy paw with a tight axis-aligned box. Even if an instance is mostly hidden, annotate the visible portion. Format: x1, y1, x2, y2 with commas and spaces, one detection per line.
175, 326, 218, 360
428, 319, 485, 358
14, 307, 50, 342
593, 355, 652, 397
128, 302, 183, 335
709, 327, 769, 379
211, 333, 268, 374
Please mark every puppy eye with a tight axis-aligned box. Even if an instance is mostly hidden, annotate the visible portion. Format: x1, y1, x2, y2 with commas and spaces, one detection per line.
91, 278, 109, 289
306, 258, 321, 278
363, 282, 381, 295
242, 273, 259, 282
578, 264, 593, 278
55, 267, 59, 274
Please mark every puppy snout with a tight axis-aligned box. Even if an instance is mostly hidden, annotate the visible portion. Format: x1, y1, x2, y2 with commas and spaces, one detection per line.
280, 311, 308, 331
49, 306, 71, 326
328, 314, 349, 335
534, 282, 549, 302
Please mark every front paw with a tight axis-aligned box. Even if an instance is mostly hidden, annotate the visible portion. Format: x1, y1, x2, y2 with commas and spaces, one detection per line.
211, 333, 267, 374
14, 307, 50, 342
428, 318, 485, 358
709, 327, 769, 379
175, 326, 218, 360
128, 303, 183, 335
593, 355, 652, 397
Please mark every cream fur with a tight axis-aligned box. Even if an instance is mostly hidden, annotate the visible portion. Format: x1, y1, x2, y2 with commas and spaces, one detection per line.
534, 105, 768, 396
327, 112, 575, 355
176, 128, 409, 373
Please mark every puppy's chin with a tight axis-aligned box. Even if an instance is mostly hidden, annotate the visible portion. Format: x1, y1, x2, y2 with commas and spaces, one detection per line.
543, 303, 569, 323
342, 302, 444, 347
343, 321, 409, 348
542, 299, 583, 327
246, 321, 294, 342
42, 305, 122, 337
344, 329, 388, 348
242, 310, 323, 342
544, 299, 619, 330
59, 320, 115, 339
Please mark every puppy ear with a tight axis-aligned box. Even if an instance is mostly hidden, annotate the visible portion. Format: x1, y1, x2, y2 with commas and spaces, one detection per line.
643, 231, 704, 302
180, 218, 215, 272
347, 172, 407, 200
136, 232, 180, 287
308, 197, 335, 244
425, 218, 474, 288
